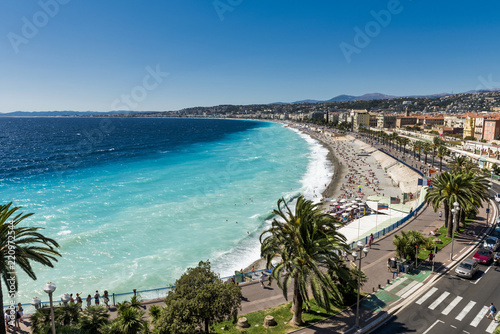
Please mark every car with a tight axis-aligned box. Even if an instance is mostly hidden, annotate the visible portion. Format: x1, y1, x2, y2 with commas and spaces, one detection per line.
455, 259, 479, 279
483, 236, 500, 251
472, 249, 495, 264
495, 193, 500, 203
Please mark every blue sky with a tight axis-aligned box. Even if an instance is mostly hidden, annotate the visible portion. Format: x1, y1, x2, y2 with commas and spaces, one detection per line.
1, 0, 500, 112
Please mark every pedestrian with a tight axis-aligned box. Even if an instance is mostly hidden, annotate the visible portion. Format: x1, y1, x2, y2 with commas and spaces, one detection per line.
86, 294, 92, 308
368, 233, 374, 248
94, 290, 100, 305
428, 251, 434, 263
260, 272, 266, 288
17, 303, 23, 323
487, 302, 497, 322
103, 290, 110, 309
14, 307, 21, 330
76, 293, 83, 311
387, 258, 392, 272
4, 309, 11, 331
69, 293, 75, 303
439, 211, 442, 219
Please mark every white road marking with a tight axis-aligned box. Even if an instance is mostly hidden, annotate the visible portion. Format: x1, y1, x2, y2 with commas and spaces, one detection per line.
470, 305, 489, 327
473, 264, 493, 285
401, 282, 423, 299
416, 287, 438, 305
385, 277, 407, 291
460, 247, 466, 253
429, 291, 450, 310
456, 300, 476, 321
423, 319, 444, 334
486, 320, 498, 333
450, 324, 457, 328
442, 296, 463, 315
397, 280, 419, 296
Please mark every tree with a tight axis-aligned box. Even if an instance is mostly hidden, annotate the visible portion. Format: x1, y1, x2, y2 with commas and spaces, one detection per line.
260, 196, 357, 326
432, 137, 444, 167
78, 305, 110, 333
0, 203, 61, 334
422, 142, 432, 165
449, 155, 477, 174
154, 261, 242, 333
425, 172, 487, 237
393, 231, 433, 261
436, 145, 449, 171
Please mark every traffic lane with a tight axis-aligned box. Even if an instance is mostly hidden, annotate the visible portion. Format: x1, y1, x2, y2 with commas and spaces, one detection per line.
372, 260, 500, 334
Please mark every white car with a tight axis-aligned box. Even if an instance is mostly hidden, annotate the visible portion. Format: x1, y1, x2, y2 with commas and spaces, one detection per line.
483, 236, 500, 251
495, 193, 500, 203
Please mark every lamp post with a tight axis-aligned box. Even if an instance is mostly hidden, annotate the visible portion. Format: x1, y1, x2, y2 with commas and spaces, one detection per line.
31, 297, 41, 310
488, 182, 493, 226
44, 282, 57, 334
61, 293, 71, 307
449, 202, 460, 261
350, 240, 369, 330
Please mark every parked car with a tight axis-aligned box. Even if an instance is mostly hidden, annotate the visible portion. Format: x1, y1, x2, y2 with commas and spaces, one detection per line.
495, 193, 500, 203
455, 259, 479, 279
472, 249, 494, 264
483, 236, 500, 251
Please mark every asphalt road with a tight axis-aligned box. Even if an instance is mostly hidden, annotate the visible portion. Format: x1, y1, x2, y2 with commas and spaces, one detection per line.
372, 227, 500, 334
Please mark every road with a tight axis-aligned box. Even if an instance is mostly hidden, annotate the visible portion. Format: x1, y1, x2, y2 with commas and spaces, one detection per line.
372, 228, 500, 334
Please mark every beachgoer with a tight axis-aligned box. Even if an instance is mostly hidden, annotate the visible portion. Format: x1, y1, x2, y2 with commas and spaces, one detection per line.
368, 233, 374, 248
94, 291, 100, 305
260, 272, 266, 288
103, 290, 110, 308
17, 303, 23, 323
76, 293, 83, 311
86, 294, 92, 307
4, 309, 11, 330
487, 302, 497, 322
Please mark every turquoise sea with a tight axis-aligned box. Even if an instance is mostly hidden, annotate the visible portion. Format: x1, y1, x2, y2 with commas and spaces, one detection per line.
0, 118, 331, 303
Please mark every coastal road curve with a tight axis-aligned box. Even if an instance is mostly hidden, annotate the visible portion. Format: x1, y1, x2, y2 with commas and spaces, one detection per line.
372, 237, 500, 334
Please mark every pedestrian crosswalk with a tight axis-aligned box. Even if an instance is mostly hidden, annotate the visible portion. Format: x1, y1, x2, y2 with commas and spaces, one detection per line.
414, 288, 498, 333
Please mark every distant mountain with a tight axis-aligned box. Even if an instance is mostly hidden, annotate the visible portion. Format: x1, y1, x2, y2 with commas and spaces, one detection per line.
0, 110, 145, 117
272, 92, 398, 104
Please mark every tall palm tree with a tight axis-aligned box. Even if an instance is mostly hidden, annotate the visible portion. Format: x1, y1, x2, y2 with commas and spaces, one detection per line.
260, 196, 356, 326
412, 140, 421, 159
422, 142, 432, 165
425, 172, 487, 237
449, 155, 477, 174
431, 137, 444, 167
78, 305, 110, 333
400, 137, 410, 155
0, 203, 61, 334
436, 145, 449, 171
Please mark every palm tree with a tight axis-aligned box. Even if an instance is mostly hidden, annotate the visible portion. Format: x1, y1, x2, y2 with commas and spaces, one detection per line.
0, 203, 61, 334
78, 305, 110, 333
422, 142, 432, 165
412, 140, 421, 159
436, 145, 449, 171
393, 231, 433, 261
400, 137, 410, 155
449, 156, 478, 174
425, 172, 487, 237
260, 196, 356, 326
431, 137, 444, 167
107, 307, 147, 334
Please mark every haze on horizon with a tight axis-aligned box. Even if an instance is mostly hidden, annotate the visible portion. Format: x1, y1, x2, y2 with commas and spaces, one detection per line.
1, 0, 500, 113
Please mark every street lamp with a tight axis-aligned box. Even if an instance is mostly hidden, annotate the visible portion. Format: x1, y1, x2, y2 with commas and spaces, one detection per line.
488, 182, 493, 226
31, 297, 41, 310
44, 282, 57, 334
449, 202, 460, 261
61, 293, 71, 307
350, 240, 369, 330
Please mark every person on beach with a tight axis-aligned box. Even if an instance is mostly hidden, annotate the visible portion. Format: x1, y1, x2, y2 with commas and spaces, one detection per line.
86, 294, 92, 307
16, 303, 23, 323
103, 290, 110, 309
94, 290, 100, 305
76, 293, 83, 311
260, 272, 266, 288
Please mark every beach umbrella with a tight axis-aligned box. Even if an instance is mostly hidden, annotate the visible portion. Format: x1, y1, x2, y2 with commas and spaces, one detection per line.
340, 199, 347, 203
342, 213, 349, 217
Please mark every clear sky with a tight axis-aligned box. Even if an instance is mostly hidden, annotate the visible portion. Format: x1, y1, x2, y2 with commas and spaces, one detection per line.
1, 0, 500, 112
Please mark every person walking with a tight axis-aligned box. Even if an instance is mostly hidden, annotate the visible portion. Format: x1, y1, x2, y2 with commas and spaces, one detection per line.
259, 272, 266, 288
487, 302, 497, 322
368, 233, 374, 248
387, 258, 392, 272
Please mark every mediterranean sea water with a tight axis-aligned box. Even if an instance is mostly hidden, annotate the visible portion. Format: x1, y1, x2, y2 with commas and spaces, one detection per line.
0, 118, 331, 303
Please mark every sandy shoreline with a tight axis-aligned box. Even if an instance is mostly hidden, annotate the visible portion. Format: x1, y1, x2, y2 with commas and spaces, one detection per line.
243, 125, 420, 273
